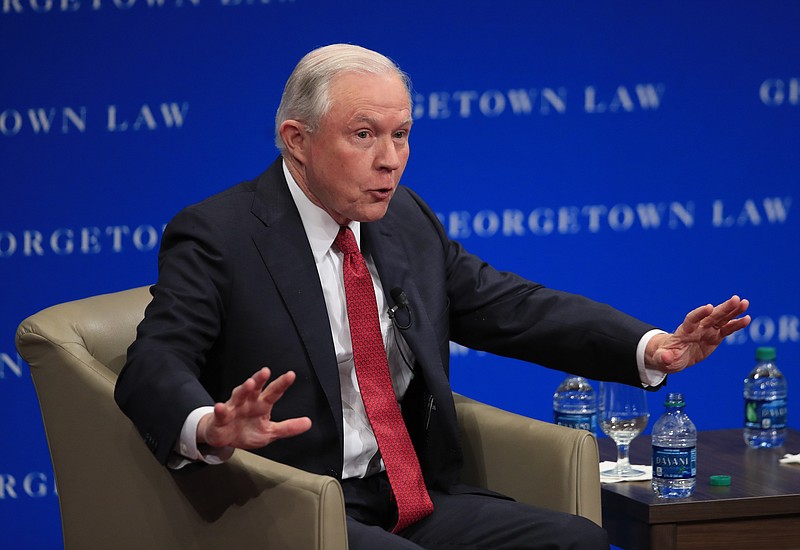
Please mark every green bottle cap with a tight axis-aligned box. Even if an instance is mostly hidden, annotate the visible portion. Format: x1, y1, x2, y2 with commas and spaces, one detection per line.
665, 392, 685, 407
756, 347, 776, 361
710, 475, 731, 486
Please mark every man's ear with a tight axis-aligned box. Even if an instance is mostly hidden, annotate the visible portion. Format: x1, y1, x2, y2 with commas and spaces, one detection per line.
280, 120, 309, 163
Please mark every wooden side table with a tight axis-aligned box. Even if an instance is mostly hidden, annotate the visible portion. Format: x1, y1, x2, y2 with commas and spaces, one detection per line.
597, 429, 800, 549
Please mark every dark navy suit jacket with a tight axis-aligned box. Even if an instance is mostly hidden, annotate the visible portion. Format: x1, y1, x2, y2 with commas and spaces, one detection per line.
115, 157, 655, 490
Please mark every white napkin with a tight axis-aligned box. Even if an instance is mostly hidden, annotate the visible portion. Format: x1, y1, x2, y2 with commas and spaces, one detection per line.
599, 461, 653, 482
779, 453, 800, 464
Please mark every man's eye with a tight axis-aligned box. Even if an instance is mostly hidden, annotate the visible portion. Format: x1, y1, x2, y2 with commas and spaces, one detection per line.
356, 131, 369, 139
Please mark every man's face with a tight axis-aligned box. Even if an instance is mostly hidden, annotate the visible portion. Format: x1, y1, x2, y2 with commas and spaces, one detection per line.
298, 71, 412, 225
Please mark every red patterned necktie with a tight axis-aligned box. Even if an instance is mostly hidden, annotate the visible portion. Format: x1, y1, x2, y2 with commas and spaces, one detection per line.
334, 225, 434, 533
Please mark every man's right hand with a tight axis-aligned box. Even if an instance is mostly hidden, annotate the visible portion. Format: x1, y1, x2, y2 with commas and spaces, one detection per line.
196, 367, 312, 450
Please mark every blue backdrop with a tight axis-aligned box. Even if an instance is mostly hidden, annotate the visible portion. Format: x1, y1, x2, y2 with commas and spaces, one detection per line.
2, 1, 798, 547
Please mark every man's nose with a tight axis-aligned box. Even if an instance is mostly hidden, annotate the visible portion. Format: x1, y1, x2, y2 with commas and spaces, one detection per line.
376, 137, 402, 171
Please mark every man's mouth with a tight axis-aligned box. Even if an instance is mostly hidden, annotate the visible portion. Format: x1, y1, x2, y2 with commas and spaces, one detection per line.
368, 188, 393, 200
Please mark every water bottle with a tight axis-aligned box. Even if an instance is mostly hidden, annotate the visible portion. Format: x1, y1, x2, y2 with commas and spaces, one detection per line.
743, 346, 787, 448
553, 375, 597, 433
652, 392, 697, 498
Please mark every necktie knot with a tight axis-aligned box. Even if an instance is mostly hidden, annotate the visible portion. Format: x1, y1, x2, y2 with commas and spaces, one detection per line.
334, 226, 360, 255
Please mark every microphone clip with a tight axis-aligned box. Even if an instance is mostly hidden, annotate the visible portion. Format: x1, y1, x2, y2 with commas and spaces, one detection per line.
388, 287, 412, 330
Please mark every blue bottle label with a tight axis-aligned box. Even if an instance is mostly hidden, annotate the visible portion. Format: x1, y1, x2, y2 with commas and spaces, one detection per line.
554, 412, 597, 432
744, 398, 787, 430
652, 446, 697, 480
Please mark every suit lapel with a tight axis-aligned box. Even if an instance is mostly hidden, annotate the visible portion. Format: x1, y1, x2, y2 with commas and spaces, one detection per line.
363, 221, 449, 393
364, 217, 461, 477
248, 162, 343, 432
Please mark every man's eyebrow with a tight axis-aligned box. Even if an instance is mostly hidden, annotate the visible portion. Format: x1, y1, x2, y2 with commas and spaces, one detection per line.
350, 114, 413, 127
352, 114, 375, 123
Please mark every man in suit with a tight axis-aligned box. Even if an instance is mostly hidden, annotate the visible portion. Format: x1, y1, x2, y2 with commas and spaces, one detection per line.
115, 44, 750, 549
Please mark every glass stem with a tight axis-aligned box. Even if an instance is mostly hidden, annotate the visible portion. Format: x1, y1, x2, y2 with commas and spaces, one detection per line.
616, 442, 631, 473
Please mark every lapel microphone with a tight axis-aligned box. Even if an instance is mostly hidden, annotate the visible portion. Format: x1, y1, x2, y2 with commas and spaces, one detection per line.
388, 287, 412, 330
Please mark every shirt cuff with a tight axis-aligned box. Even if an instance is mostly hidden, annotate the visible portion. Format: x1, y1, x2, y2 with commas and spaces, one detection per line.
637, 329, 668, 387
168, 406, 234, 470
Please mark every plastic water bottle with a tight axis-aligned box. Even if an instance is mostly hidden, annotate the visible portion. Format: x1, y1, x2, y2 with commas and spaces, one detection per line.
553, 375, 597, 433
744, 346, 787, 448
652, 393, 697, 498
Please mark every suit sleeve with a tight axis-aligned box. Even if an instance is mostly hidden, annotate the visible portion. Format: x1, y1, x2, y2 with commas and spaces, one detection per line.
403, 188, 656, 386
114, 205, 230, 464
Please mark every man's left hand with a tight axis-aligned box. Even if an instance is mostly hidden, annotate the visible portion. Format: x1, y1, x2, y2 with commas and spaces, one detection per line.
646, 295, 751, 373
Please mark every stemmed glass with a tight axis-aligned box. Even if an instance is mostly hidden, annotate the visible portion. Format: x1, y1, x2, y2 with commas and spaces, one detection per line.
599, 382, 650, 478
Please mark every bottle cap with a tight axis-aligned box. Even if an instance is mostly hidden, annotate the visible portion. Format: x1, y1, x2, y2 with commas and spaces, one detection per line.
665, 393, 685, 407
709, 475, 731, 486
756, 347, 776, 361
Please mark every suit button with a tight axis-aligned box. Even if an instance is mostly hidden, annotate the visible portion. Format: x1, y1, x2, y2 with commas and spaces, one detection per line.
144, 433, 158, 452
325, 469, 339, 479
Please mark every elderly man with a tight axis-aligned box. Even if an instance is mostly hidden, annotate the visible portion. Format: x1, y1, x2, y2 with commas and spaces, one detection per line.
115, 44, 750, 549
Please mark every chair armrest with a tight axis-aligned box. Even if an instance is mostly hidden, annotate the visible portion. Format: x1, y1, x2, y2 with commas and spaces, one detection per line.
454, 394, 602, 526
171, 449, 349, 550
16, 307, 348, 550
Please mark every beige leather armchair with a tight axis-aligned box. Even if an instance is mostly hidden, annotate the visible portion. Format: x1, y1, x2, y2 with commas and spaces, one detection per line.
16, 286, 602, 549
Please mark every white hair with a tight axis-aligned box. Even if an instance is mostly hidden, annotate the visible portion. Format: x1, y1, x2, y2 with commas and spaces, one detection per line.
274, 44, 412, 152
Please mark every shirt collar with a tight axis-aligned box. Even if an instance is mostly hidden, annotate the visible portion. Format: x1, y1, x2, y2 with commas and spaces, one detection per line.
282, 159, 361, 263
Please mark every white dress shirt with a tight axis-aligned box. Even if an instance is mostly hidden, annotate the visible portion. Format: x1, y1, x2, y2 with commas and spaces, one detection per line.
172, 161, 666, 469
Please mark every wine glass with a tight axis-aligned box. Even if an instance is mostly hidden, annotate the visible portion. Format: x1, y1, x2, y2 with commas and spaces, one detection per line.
599, 382, 650, 478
